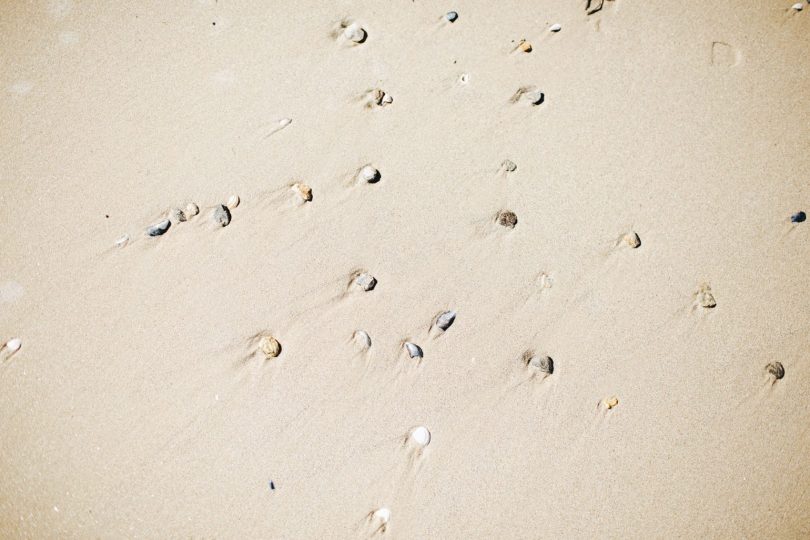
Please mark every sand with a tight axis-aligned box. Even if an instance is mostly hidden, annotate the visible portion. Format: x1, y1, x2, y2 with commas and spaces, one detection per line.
2, 0, 809, 537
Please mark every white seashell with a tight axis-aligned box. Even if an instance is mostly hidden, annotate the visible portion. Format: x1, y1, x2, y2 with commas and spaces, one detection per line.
169, 207, 186, 223
354, 330, 371, 349
373, 507, 391, 524
356, 272, 377, 291
185, 202, 200, 217
549, 23, 562, 32
146, 219, 171, 237
212, 204, 231, 227
435, 310, 456, 331
115, 234, 130, 248
358, 165, 380, 184
5, 338, 22, 353
343, 23, 367, 43
792, 3, 803, 10
278, 117, 292, 128
410, 426, 431, 446
404, 342, 423, 359
381, 93, 393, 105
226, 194, 240, 209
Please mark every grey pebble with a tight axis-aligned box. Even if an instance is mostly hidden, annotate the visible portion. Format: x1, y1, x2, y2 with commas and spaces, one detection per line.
146, 219, 171, 237
502, 160, 517, 172
405, 342, 423, 359
356, 272, 377, 291
435, 310, 456, 331
212, 204, 231, 227
526, 90, 545, 105
446, 11, 458, 22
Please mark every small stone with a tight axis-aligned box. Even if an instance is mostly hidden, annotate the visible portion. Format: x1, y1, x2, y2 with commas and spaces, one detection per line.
212, 204, 231, 227
518, 40, 532, 53
185, 202, 200, 217
226, 194, 240, 209
697, 284, 716, 308
115, 234, 130, 248
538, 272, 553, 289
343, 23, 366, 43
354, 330, 371, 349
446, 11, 458, 22
381, 93, 393, 105
259, 335, 281, 358
294, 183, 312, 202
5, 337, 22, 353
527, 355, 554, 374
404, 342, 423, 359
624, 232, 641, 248
373, 507, 391, 524
459, 73, 470, 84
358, 165, 380, 184
410, 426, 431, 446
146, 219, 171, 237
791, 211, 806, 223
169, 208, 186, 223
526, 90, 545, 105
435, 310, 456, 331
497, 210, 518, 228
549, 23, 562, 32
766, 362, 785, 380
356, 272, 377, 291
502, 159, 517, 172
792, 3, 803, 11
605, 396, 619, 409
278, 117, 292, 128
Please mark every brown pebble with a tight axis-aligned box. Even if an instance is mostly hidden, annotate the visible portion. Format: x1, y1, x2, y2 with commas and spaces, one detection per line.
605, 396, 619, 409
497, 210, 518, 228
294, 183, 313, 202
518, 40, 532, 53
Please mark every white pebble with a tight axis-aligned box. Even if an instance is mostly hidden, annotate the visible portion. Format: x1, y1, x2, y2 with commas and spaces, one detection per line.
381, 93, 393, 105
792, 3, 803, 10
5, 337, 21, 353
549, 23, 562, 32
115, 234, 130, 248
185, 202, 200, 217
459, 73, 470, 84
226, 194, 240, 209
410, 426, 431, 447
278, 117, 292, 128
373, 507, 391, 524
358, 165, 380, 183
343, 23, 367, 43
354, 330, 371, 349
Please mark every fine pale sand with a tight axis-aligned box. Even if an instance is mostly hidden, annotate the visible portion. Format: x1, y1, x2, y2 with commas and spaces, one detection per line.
2, 1, 809, 537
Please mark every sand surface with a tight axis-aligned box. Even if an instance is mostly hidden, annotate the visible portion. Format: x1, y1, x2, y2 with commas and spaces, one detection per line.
2, 0, 810, 537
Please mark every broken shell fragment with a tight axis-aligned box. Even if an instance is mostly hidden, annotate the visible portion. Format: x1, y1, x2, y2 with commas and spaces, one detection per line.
435, 310, 456, 331
354, 330, 371, 349
226, 194, 240, 209
185, 202, 200, 217
525, 90, 545, 105
604, 396, 619, 409
623, 232, 641, 248
381, 93, 393, 105
404, 342, 423, 359
146, 219, 171, 237
356, 272, 377, 291
5, 338, 22, 353
293, 183, 312, 202
497, 210, 518, 228
410, 426, 431, 446
212, 204, 231, 227
502, 159, 517, 172
766, 362, 785, 380
358, 165, 380, 184
169, 207, 186, 223
259, 335, 281, 358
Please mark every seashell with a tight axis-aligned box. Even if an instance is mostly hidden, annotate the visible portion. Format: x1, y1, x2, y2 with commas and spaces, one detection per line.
146, 219, 171, 237
169, 207, 186, 223
115, 234, 130, 248
792, 3, 803, 10
410, 426, 431, 446
623, 232, 641, 248
185, 202, 200, 217
5, 337, 22, 353
527, 354, 554, 374
766, 362, 785, 380
354, 330, 371, 349
381, 93, 393, 105
549, 23, 562, 32
497, 210, 518, 228
446, 11, 458, 23
343, 23, 367, 43
697, 284, 716, 308
373, 507, 391, 524
259, 335, 281, 358
518, 40, 532, 53
435, 310, 456, 331
226, 194, 240, 209
791, 211, 806, 223
358, 165, 380, 184
404, 342, 423, 359
502, 159, 517, 172
604, 396, 619, 409
356, 272, 377, 291
525, 90, 545, 105
278, 117, 292, 128
212, 204, 231, 227
293, 183, 313, 202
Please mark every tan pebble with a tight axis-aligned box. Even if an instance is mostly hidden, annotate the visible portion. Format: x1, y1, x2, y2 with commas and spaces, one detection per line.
294, 183, 312, 202
623, 232, 641, 248
226, 194, 240, 209
259, 335, 281, 358
518, 40, 532, 53
605, 396, 619, 409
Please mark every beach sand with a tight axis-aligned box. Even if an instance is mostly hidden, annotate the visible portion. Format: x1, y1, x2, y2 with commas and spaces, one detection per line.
1, 0, 809, 537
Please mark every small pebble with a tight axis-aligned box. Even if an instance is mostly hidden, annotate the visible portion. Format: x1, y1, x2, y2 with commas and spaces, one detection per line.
527, 355, 554, 374
549, 23, 562, 32
502, 159, 517, 172
525, 90, 545, 105
343, 23, 366, 43
354, 330, 371, 349
381, 93, 393, 105
358, 165, 380, 184
185, 202, 200, 217
226, 194, 240, 209
293, 183, 313, 202
459, 73, 470, 84
115, 234, 130, 248
791, 211, 806, 223
169, 207, 186, 223
259, 335, 281, 358
538, 272, 553, 289
435, 310, 456, 331
212, 204, 231, 227
5, 337, 22, 353
146, 219, 171, 237
518, 40, 532, 53
605, 396, 619, 410
497, 210, 518, 228
373, 507, 391, 525
624, 232, 641, 248
356, 272, 377, 291
446, 11, 458, 23
410, 426, 431, 446
404, 342, 423, 359
278, 117, 292, 128
792, 2, 803, 11
697, 284, 716, 309
766, 362, 785, 380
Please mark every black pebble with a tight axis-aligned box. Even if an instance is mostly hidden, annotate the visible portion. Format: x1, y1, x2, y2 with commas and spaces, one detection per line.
791, 211, 806, 223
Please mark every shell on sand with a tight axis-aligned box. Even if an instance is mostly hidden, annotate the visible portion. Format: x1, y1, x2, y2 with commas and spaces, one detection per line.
343, 23, 366, 43
169, 207, 186, 223
373, 507, 391, 524
502, 159, 517, 172
293, 183, 313, 202
527, 355, 554, 374
410, 426, 431, 446
5, 337, 22, 353
381, 93, 393, 105
604, 396, 619, 409
435, 310, 456, 331
354, 330, 371, 349
259, 335, 281, 358
697, 284, 716, 308
115, 234, 130, 248
404, 342, 423, 359
766, 362, 785, 380
146, 219, 171, 237
497, 210, 518, 228
358, 165, 380, 184
525, 90, 545, 105
549, 23, 562, 32
792, 3, 803, 11
212, 204, 231, 227
623, 232, 641, 248
185, 202, 200, 217
226, 194, 240, 209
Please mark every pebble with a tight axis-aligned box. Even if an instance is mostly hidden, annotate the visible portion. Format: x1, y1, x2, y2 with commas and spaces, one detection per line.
791, 211, 806, 223
624, 232, 641, 248
549, 23, 562, 32
792, 2, 803, 11
343, 23, 366, 43
381, 93, 393, 105
446, 11, 458, 22
115, 234, 130, 248
697, 284, 716, 308
293, 183, 313, 202
356, 272, 377, 291
518, 40, 532, 53
435, 310, 456, 331
502, 159, 517, 172
410, 426, 431, 446
5, 337, 22, 353
459, 73, 470, 84
169, 207, 186, 223
539, 272, 554, 289
146, 219, 171, 237
497, 210, 518, 228
354, 330, 372, 349
226, 194, 240, 209
212, 205, 231, 227
185, 202, 200, 217
278, 117, 292, 129
526, 90, 545, 105
527, 354, 554, 374
404, 342, 423, 358
373, 507, 391, 524
766, 361, 785, 380
605, 396, 619, 409
259, 335, 281, 358
358, 165, 380, 184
